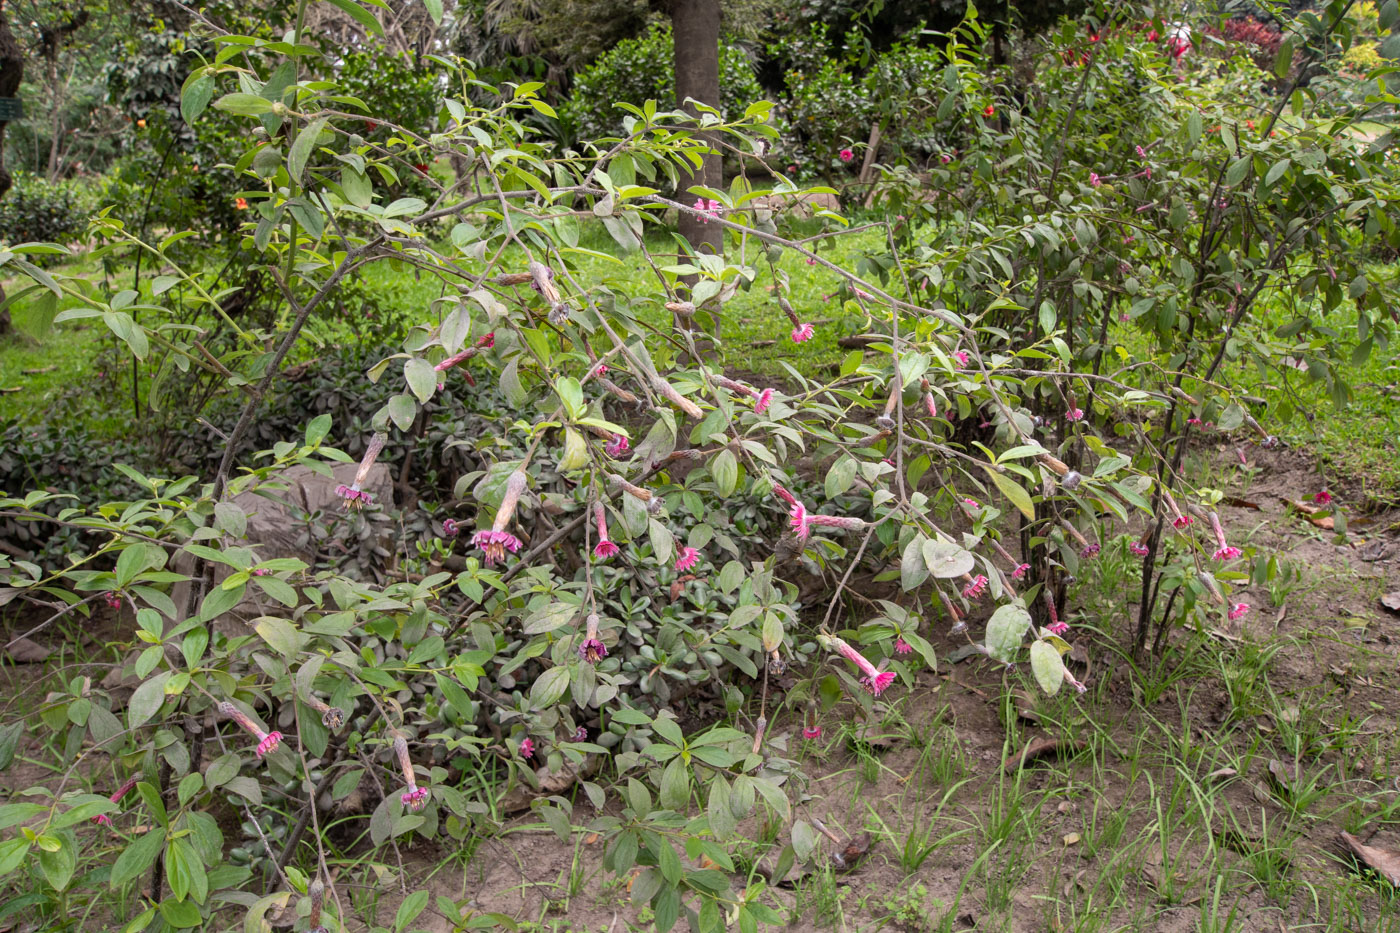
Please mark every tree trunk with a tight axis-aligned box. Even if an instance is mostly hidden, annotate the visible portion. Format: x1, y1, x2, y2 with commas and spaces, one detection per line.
671, 0, 722, 261
0, 1, 26, 335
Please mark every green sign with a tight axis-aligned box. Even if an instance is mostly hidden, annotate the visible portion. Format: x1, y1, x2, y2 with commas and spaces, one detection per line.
0, 98, 23, 121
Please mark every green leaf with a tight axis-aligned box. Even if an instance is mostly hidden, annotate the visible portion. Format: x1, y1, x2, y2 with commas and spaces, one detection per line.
0, 838, 30, 876
180, 74, 215, 125
387, 393, 417, 432
323, 0, 383, 36
128, 672, 173, 730
923, 540, 975, 578
985, 604, 1031, 663
1273, 36, 1295, 80
395, 891, 429, 932
707, 777, 736, 841
254, 618, 305, 658
555, 377, 584, 418
0, 722, 21, 771
212, 93, 275, 116
1264, 158, 1291, 187
824, 454, 857, 499
985, 468, 1034, 520
1030, 640, 1064, 695
404, 358, 438, 403
711, 449, 738, 497
900, 536, 928, 591
1225, 157, 1250, 188
110, 827, 165, 889
288, 116, 328, 181
37, 831, 76, 892
659, 758, 690, 810
103, 311, 149, 360
159, 895, 202, 928
423, 0, 444, 23
530, 666, 571, 708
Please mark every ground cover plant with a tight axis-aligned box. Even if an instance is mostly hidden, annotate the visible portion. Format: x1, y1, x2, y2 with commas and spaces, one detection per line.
2, 1, 1400, 931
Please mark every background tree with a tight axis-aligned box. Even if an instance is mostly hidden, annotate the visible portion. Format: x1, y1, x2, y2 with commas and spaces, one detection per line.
0, 0, 24, 334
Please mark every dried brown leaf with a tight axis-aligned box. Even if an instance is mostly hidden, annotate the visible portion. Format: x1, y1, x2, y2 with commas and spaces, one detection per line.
1003, 737, 1084, 773
5, 637, 50, 663
1341, 831, 1400, 886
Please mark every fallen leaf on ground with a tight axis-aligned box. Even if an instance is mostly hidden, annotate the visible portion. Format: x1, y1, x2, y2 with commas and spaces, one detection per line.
1267, 758, 1297, 794
1341, 831, 1400, 886
1382, 592, 1400, 614
1063, 832, 1080, 846
5, 637, 50, 663
1004, 737, 1085, 773
1205, 767, 1238, 782
1223, 496, 1262, 510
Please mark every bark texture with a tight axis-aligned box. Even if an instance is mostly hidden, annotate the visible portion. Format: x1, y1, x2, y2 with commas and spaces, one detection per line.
0, 2, 25, 333
671, 0, 723, 259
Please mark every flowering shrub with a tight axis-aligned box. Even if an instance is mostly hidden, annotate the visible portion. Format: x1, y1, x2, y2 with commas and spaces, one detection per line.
0, 1, 1392, 929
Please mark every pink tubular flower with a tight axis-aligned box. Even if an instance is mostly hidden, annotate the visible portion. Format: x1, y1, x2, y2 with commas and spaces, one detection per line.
434, 333, 496, 374
103, 592, 122, 610
805, 256, 817, 265
963, 497, 981, 511
791, 322, 815, 343
1314, 489, 1332, 505
220, 701, 282, 759
593, 502, 619, 560
894, 637, 912, 655
788, 501, 810, 540
337, 432, 386, 511
923, 393, 937, 418
1090, 172, 1102, 187
92, 775, 140, 827
394, 735, 429, 812
474, 470, 527, 566
442, 518, 459, 537
829, 636, 896, 697
1130, 541, 1150, 556
1136, 144, 1148, 158
1187, 417, 1203, 426
771, 483, 798, 507
675, 546, 700, 572
1207, 511, 1240, 561
839, 148, 854, 163
694, 198, 722, 224
802, 725, 823, 739
1065, 407, 1085, 422
605, 434, 630, 458
1012, 562, 1030, 579
1081, 544, 1101, 559
473, 530, 522, 567
952, 350, 970, 367
1044, 590, 1068, 637
519, 737, 535, 759
755, 388, 775, 415
1163, 488, 1193, 529
962, 575, 989, 600
578, 613, 607, 663
1228, 602, 1250, 622
573, 725, 588, 742
807, 514, 869, 532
